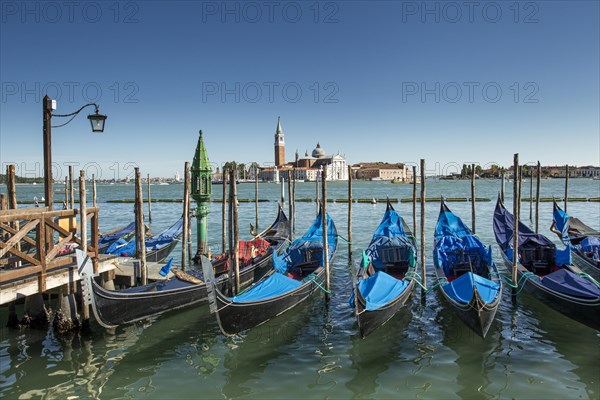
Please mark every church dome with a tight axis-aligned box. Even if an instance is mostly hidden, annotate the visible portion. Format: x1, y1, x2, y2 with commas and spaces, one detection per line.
312, 143, 326, 158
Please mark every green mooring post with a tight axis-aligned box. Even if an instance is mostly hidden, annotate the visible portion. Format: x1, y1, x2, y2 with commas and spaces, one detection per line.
191, 130, 212, 260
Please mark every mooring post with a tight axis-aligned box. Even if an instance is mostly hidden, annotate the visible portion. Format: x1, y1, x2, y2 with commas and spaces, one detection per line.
348, 165, 353, 258
281, 177, 285, 206
315, 173, 319, 216
182, 162, 190, 270
529, 167, 533, 222
512, 154, 520, 293
92, 174, 97, 208
500, 172, 505, 203
412, 165, 417, 237
420, 159, 426, 300
536, 161, 541, 233
0, 194, 6, 211
134, 168, 147, 285
255, 165, 259, 230
228, 166, 234, 295
69, 165, 74, 209
232, 168, 240, 294
287, 171, 293, 239
7, 164, 21, 267
64, 176, 69, 208
322, 165, 330, 301
471, 163, 476, 234
147, 173, 152, 223
222, 167, 228, 254
564, 164, 569, 212
292, 168, 297, 234
79, 170, 90, 325
517, 166, 523, 221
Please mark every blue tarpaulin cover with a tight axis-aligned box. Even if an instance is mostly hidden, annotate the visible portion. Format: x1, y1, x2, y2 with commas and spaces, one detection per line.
493, 200, 572, 265
364, 206, 415, 271
542, 269, 600, 299
236, 211, 338, 302
275, 211, 337, 273
434, 207, 493, 276
580, 236, 600, 255
98, 221, 136, 249
106, 217, 183, 256
442, 272, 501, 304
357, 271, 409, 311
231, 273, 302, 302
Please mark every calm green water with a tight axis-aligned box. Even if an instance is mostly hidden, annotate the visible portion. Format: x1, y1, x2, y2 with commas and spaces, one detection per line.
1, 179, 599, 399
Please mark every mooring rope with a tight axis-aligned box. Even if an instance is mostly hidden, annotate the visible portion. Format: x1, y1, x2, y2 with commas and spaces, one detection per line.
305, 273, 330, 294
577, 272, 600, 288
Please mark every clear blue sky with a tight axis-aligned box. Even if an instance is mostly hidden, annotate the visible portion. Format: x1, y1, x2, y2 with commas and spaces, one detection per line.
1, 1, 598, 179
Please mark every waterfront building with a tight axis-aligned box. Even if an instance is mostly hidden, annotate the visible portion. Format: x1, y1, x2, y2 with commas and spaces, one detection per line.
259, 118, 348, 181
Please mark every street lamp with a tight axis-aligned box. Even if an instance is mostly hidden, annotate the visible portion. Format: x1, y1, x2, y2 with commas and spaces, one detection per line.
43, 95, 107, 210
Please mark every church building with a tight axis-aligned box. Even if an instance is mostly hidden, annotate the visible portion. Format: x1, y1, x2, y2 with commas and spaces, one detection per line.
260, 118, 348, 182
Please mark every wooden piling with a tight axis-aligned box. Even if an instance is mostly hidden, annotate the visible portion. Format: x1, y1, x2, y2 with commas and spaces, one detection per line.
147, 174, 152, 223
182, 162, 190, 270
92, 174, 97, 208
512, 154, 519, 291
69, 166, 74, 209
348, 165, 353, 258
222, 167, 228, 253
255, 165, 259, 230
529, 167, 533, 222
471, 163, 476, 234
281, 177, 285, 205
79, 171, 90, 324
0, 194, 6, 211
315, 173, 319, 216
287, 172, 293, 239
564, 164, 569, 212
7, 164, 21, 266
412, 165, 417, 237
500, 173, 505, 203
517, 166, 523, 220
134, 168, 147, 285
232, 168, 240, 294
64, 176, 69, 208
322, 165, 330, 300
535, 161, 541, 233
228, 166, 234, 294
292, 168, 297, 234
420, 159, 426, 298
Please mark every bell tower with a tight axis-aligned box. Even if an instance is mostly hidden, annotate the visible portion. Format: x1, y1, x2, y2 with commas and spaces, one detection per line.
274, 116, 285, 167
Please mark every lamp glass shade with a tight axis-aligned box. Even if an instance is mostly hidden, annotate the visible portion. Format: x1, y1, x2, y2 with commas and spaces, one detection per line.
88, 113, 107, 133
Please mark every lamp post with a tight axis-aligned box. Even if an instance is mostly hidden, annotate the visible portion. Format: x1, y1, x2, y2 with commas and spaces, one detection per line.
191, 130, 212, 259
43, 95, 107, 210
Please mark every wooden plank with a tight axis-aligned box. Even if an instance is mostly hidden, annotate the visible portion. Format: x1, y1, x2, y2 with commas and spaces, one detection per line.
0, 243, 40, 266
0, 219, 39, 259
44, 217, 73, 238
0, 222, 37, 247
0, 207, 49, 222
44, 232, 74, 262
0, 265, 42, 282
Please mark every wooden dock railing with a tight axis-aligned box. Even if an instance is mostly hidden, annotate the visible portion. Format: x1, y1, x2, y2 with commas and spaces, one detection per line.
0, 207, 99, 292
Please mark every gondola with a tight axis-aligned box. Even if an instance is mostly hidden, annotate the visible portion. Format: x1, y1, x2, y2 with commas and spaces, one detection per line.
97, 221, 137, 253
433, 201, 501, 338
351, 201, 417, 338
551, 201, 600, 281
493, 198, 600, 330
79, 206, 290, 327
203, 210, 338, 336
106, 217, 184, 263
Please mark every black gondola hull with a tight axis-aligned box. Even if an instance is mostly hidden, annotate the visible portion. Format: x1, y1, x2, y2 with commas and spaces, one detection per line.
434, 266, 500, 339
500, 252, 600, 331
355, 280, 416, 338
213, 267, 326, 335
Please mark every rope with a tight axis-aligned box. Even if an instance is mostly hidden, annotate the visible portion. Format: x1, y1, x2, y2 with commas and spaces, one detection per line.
336, 234, 351, 244
405, 271, 428, 291
305, 273, 330, 294
577, 272, 600, 288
